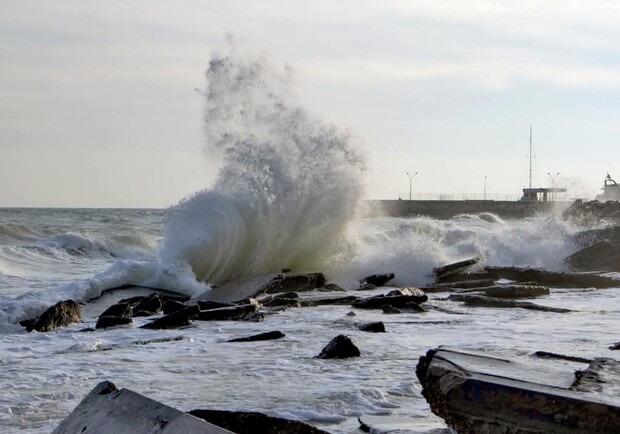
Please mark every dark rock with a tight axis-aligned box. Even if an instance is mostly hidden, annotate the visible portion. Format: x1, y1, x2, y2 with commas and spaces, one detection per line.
96, 315, 132, 329
132, 292, 163, 317
300, 295, 359, 307
318, 283, 346, 292
259, 273, 326, 294
99, 302, 132, 318
455, 284, 550, 299
315, 334, 360, 359
133, 336, 184, 346
141, 305, 200, 330
565, 239, 620, 272
434, 257, 480, 281
357, 283, 377, 291
424, 278, 496, 292
227, 331, 285, 342
381, 305, 402, 314
24, 300, 81, 332
243, 312, 265, 322
352, 289, 428, 310
609, 342, 620, 350
197, 300, 234, 310
484, 266, 620, 289
361, 272, 395, 287
357, 322, 386, 333
571, 358, 620, 393
162, 299, 186, 315
533, 351, 592, 364
417, 347, 620, 434
448, 293, 572, 313
188, 409, 330, 434
195, 299, 261, 321
562, 199, 620, 225
19, 318, 37, 331
260, 292, 301, 308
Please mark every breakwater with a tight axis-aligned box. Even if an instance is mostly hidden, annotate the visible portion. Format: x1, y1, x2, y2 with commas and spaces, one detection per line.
366, 200, 570, 220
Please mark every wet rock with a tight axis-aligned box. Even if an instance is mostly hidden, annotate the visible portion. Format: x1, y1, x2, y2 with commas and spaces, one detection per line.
455, 284, 550, 299
424, 278, 496, 292
448, 293, 572, 313
227, 331, 285, 342
357, 322, 386, 333
315, 334, 360, 359
533, 351, 592, 364
188, 409, 330, 434
416, 347, 620, 434
484, 265, 620, 289
260, 292, 301, 308
562, 199, 620, 225
317, 283, 346, 292
243, 312, 265, 322
434, 257, 480, 281
357, 283, 377, 291
381, 305, 402, 314
259, 273, 326, 294
195, 299, 261, 321
23, 300, 81, 332
96, 302, 133, 330
133, 336, 184, 346
197, 300, 234, 310
352, 289, 427, 310
52, 380, 230, 434
300, 295, 359, 307
162, 299, 186, 315
565, 239, 620, 272
141, 305, 200, 330
361, 272, 395, 287
132, 292, 163, 317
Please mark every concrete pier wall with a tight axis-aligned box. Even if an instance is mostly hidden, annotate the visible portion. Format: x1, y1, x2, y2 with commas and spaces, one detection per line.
366, 200, 570, 220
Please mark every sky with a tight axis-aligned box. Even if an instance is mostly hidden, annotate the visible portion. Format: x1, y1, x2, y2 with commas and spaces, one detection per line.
2, 0, 620, 207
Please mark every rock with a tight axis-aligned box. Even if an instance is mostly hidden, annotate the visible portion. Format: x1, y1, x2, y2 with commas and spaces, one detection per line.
351, 289, 428, 310
23, 300, 81, 332
565, 239, 620, 272
260, 292, 301, 308
317, 283, 346, 292
448, 293, 572, 313
357, 322, 386, 333
455, 284, 550, 299
416, 347, 620, 434
197, 300, 234, 310
259, 273, 326, 294
562, 199, 620, 225
242, 312, 265, 322
195, 299, 261, 321
96, 302, 133, 330
52, 380, 231, 434
361, 272, 395, 287
162, 299, 186, 315
299, 295, 359, 307
227, 331, 285, 342
356, 283, 377, 291
141, 305, 200, 330
533, 351, 592, 364
133, 336, 184, 346
381, 305, 402, 314
424, 278, 496, 292
315, 335, 360, 359
132, 292, 163, 317
96, 315, 132, 330
484, 266, 620, 289
434, 257, 480, 281
188, 409, 330, 434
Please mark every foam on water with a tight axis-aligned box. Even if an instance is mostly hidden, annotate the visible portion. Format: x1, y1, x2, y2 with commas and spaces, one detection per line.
160, 45, 366, 284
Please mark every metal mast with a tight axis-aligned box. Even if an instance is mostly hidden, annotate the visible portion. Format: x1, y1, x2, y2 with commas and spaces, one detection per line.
529, 126, 533, 189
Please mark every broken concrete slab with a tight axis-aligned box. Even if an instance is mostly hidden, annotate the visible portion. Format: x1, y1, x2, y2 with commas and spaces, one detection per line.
52, 380, 233, 434
484, 266, 620, 289
416, 347, 620, 434
454, 284, 550, 299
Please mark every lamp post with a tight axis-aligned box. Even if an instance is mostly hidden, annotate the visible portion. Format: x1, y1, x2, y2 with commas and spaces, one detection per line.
406, 171, 418, 201
547, 172, 559, 201
484, 176, 487, 200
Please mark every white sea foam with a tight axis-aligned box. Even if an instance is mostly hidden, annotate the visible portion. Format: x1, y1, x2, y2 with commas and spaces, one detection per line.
160, 45, 366, 284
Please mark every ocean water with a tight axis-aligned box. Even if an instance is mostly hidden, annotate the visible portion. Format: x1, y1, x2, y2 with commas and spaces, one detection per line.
3, 46, 620, 433
2, 207, 620, 433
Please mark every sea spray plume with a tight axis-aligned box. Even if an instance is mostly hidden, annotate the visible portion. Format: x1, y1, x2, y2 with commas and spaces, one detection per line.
160, 49, 366, 284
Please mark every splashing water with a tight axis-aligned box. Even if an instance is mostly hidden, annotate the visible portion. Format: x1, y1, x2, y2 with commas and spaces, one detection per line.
160, 47, 366, 284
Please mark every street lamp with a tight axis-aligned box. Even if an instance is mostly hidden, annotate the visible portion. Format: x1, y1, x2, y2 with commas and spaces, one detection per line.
406, 171, 418, 201
547, 172, 559, 201
484, 176, 487, 200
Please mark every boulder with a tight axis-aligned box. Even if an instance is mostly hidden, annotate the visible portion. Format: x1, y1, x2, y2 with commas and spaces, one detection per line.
52, 381, 231, 434
132, 292, 163, 317
416, 347, 620, 434
23, 300, 81, 332
361, 273, 395, 287
227, 331, 285, 342
141, 305, 200, 330
195, 299, 261, 321
188, 409, 330, 434
315, 335, 360, 359
162, 299, 187, 315
357, 322, 386, 333
96, 302, 133, 330
351, 289, 427, 310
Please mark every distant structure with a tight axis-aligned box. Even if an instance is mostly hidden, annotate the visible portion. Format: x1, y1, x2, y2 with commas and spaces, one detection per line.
595, 173, 620, 202
520, 187, 567, 202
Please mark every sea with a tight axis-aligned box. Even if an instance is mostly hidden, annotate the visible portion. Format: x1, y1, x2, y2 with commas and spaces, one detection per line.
3, 47, 620, 433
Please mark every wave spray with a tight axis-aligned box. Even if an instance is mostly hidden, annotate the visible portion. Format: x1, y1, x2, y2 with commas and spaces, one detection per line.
160, 46, 366, 284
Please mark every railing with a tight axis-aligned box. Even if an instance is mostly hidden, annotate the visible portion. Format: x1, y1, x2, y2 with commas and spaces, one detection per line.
395, 192, 569, 201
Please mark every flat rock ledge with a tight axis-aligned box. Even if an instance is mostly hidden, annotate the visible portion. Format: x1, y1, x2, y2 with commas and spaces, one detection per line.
416, 347, 620, 434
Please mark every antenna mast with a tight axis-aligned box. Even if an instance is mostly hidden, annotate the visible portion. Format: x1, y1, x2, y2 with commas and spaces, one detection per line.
529, 126, 533, 189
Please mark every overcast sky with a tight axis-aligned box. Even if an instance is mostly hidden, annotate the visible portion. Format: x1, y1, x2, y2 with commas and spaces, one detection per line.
2, 0, 620, 207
